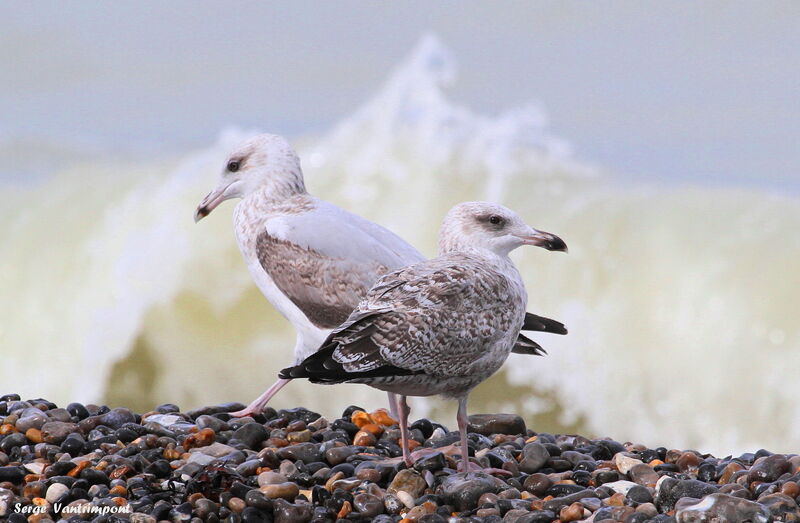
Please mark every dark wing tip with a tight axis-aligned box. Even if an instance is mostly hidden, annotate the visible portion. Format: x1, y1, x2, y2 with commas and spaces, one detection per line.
511, 333, 547, 356
523, 312, 568, 335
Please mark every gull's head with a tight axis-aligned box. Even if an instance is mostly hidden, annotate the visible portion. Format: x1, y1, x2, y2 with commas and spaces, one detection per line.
439, 201, 567, 256
195, 134, 306, 222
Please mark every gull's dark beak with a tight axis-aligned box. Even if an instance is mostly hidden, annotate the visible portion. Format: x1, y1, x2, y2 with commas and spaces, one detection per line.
518, 228, 568, 252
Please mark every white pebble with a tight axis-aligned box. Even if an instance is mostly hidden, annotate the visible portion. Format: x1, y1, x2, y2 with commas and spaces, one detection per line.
396, 490, 415, 508
46, 482, 69, 503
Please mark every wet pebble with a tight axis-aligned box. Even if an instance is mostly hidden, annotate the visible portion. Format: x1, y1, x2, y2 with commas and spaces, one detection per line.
438, 472, 505, 511
518, 442, 550, 473
676, 492, 771, 522
467, 414, 526, 436
387, 469, 427, 498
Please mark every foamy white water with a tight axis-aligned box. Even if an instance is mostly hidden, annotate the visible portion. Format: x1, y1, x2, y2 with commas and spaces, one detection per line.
2, 36, 799, 455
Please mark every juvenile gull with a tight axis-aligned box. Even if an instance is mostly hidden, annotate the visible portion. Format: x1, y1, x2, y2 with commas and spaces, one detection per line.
195, 134, 566, 417
281, 201, 568, 472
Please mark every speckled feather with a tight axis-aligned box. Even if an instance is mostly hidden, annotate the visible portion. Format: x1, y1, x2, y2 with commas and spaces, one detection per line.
282, 251, 528, 398
255, 231, 390, 329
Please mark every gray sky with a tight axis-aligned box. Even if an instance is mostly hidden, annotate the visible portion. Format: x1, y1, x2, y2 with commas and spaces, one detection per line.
2, 1, 799, 186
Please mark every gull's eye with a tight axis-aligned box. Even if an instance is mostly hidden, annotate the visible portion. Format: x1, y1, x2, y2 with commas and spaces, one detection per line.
227, 160, 241, 173
489, 215, 504, 226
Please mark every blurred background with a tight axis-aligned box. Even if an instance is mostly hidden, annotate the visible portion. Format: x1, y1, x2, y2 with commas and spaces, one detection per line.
1, 2, 799, 455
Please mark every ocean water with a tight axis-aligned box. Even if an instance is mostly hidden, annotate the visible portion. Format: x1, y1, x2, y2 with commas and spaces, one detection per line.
2, 36, 799, 456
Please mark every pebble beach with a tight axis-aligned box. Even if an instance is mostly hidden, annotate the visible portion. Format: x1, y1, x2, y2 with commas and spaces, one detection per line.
0, 395, 796, 522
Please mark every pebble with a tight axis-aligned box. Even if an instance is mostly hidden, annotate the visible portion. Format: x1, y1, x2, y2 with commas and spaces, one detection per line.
277, 442, 321, 462
438, 472, 504, 511
560, 501, 584, 522
232, 422, 268, 449
467, 413, 526, 436
190, 441, 236, 457
40, 421, 78, 444
748, 453, 790, 483
387, 469, 427, 498
257, 470, 288, 486
628, 462, 660, 486
676, 492, 771, 522
353, 492, 384, 517
518, 442, 550, 473
259, 481, 300, 500
99, 407, 136, 429
613, 452, 643, 474
655, 477, 719, 511
45, 482, 69, 503
523, 473, 552, 496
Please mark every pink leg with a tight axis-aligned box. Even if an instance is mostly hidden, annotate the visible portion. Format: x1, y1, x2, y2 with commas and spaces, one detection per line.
456, 396, 470, 473
396, 395, 413, 467
229, 378, 290, 418
387, 392, 399, 420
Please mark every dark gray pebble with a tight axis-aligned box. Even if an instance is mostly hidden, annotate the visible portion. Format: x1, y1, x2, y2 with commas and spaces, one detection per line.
518, 442, 550, 473
438, 472, 506, 512
467, 414, 526, 436
232, 422, 268, 449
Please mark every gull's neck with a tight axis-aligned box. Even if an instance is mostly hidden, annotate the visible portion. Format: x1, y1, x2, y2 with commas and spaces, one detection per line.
243, 182, 310, 210
235, 186, 314, 228
440, 244, 514, 267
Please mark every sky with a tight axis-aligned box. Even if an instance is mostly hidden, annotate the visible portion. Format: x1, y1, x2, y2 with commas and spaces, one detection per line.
2, 1, 799, 186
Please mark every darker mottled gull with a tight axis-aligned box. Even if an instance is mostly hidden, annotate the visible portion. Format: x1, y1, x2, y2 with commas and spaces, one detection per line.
281, 201, 568, 472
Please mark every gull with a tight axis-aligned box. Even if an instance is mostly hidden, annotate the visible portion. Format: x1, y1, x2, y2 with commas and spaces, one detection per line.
195, 134, 566, 418
281, 201, 568, 472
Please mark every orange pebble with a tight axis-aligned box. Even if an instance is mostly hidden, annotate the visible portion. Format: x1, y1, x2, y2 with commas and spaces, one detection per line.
350, 410, 373, 428
369, 409, 398, 427
109, 485, 127, 497
648, 459, 664, 466
25, 428, 43, 444
360, 423, 384, 436
185, 427, 216, 449
109, 465, 132, 479
337, 500, 352, 519
32, 497, 47, 506
560, 502, 584, 522
782, 481, 800, 498
407, 440, 421, 451
162, 448, 181, 460
68, 461, 90, 477
0, 424, 17, 435
605, 492, 625, 506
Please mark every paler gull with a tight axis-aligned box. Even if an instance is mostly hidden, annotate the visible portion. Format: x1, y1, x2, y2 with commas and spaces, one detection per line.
195, 134, 566, 418
281, 201, 568, 472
